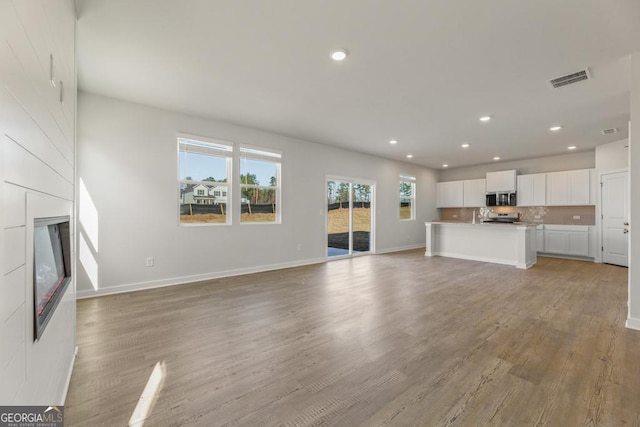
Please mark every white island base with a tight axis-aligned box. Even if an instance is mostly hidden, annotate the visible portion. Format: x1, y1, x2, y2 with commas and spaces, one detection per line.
425, 222, 537, 269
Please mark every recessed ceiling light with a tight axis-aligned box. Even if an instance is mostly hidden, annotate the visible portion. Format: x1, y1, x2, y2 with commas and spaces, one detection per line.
567, 145, 577, 150
550, 125, 563, 132
389, 140, 397, 145
461, 143, 470, 148
406, 154, 413, 159
493, 156, 501, 161
442, 164, 449, 168
330, 49, 348, 61
480, 116, 492, 122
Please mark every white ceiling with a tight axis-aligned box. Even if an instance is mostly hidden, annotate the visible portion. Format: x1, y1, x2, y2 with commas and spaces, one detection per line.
77, 0, 640, 169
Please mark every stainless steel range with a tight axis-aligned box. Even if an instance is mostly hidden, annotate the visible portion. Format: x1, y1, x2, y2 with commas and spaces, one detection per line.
483, 212, 519, 224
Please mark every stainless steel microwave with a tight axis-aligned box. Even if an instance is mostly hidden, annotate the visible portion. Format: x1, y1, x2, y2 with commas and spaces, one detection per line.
486, 192, 517, 206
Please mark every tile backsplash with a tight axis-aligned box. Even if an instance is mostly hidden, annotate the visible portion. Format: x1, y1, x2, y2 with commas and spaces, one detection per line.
439, 205, 595, 225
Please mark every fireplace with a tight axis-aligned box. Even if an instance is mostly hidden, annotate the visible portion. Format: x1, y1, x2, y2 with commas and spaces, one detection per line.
33, 216, 72, 340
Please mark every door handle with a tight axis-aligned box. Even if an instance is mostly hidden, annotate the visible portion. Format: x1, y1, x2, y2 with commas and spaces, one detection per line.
624, 222, 629, 226
624, 229, 629, 234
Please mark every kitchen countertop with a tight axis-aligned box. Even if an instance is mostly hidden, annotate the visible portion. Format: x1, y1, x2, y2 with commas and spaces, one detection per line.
429, 220, 537, 227
425, 221, 538, 269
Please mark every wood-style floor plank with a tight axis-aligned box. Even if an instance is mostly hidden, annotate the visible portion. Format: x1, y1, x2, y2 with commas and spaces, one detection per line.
65, 252, 640, 426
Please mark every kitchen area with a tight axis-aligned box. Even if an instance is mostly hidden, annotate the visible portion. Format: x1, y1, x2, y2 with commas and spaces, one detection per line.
426, 167, 601, 268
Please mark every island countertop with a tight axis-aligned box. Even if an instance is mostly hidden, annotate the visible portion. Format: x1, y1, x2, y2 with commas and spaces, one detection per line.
428, 220, 538, 227
425, 221, 537, 269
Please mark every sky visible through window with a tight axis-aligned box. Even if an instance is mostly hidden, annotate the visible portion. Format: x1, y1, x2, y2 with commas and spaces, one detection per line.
179, 152, 276, 185
240, 158, 277, 186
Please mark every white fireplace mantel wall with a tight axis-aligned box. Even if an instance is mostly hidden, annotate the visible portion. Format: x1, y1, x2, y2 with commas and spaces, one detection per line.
0, 0, 77, 405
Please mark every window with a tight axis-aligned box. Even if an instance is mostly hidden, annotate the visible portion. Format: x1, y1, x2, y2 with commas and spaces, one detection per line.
400, 175, 416, 220
178, 136, 232, 224
239, 146, 281, 223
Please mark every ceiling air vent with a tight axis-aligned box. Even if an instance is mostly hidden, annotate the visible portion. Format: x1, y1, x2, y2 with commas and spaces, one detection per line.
548, 68, 590, 89
601, 128, 618, 135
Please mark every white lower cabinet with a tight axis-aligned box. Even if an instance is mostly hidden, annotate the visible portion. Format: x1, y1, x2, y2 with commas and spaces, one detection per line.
536, 225, 545, 252
542, 225, 591, 257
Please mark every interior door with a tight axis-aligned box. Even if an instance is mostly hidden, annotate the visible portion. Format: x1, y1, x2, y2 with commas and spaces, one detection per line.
601, 170, 629, 267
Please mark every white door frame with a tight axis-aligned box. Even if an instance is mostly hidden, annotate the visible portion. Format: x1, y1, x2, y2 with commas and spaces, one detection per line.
596, 168, 629, 265
325, 175, 376, 258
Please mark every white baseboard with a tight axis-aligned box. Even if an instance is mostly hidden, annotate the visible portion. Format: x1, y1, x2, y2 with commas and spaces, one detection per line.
61, 346, 78, 405
376, 244, 425, 254
77, 245, 430, 300
76, 257, 327, 299
626, 317, 640, 331
537, 252, 595, 262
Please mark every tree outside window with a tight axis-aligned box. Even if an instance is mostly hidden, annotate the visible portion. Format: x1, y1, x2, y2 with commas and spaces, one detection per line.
240, 147, 281, 223
400, 175, 416, 220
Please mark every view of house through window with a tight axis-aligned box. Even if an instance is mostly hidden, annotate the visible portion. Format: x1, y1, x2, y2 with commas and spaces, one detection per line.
240, 146, 281, 223
178, 137, 232, 224
400, 175, 416, 220
178, 137, 282, 225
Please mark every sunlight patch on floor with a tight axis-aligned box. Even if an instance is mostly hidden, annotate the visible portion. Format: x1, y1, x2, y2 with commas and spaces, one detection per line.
129, 361, 167, 427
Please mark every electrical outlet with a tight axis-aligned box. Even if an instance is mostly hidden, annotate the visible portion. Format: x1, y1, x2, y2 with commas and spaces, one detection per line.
453, 214, 458, 218
573, 215, 581, 220
146, 257, 154, 267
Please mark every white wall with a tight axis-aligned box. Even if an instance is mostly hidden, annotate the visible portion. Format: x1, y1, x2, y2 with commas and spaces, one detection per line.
628, 53, 640, 330
0, 0, 76, 405
439, 151, 595, 182
595, 138, 629, 171
76, 92, 438, 297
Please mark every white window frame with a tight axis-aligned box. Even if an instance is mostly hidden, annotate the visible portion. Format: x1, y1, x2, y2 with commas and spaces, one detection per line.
239, 144, 282, 225
177, 134, 233, 226
399, 175, 416, 221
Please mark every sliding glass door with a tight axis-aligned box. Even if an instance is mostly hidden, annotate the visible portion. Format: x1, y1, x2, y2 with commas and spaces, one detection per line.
327, 178, 373, 258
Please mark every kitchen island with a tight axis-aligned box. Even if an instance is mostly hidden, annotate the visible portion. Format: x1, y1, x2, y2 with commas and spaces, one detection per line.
425, 221, 537, 269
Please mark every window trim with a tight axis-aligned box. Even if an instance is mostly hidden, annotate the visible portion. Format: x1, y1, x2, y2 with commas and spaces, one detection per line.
176, 135, 284, 226
239, 146, 282, 225
399, 175, 416, 221
177, 134, 233, 226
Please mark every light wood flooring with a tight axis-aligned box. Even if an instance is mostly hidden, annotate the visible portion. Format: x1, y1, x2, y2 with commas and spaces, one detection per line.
65, 251, 640, 426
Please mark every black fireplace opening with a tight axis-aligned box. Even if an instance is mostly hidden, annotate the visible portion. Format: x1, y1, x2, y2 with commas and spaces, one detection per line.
33, 216, 71, 340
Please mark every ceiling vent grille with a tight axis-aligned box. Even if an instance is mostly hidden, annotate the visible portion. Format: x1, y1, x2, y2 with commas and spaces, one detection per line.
548, 68, 590, 88
601, 128, 618, 135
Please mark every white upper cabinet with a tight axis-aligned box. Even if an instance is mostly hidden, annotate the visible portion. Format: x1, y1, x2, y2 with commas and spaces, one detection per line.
517, 173, 546, 206
546, 169, 592, 206
438, 168, 593, 208
546, 172, 569, 205
486, 170, 516, 192
436, 181, 464, 208
463, 179, 486, 207
437, 179, 485, 208
568, 169, 590, 204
